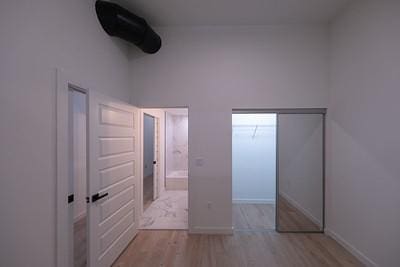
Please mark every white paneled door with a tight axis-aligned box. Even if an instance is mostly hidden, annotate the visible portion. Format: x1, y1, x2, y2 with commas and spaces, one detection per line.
87, 91, 139, 267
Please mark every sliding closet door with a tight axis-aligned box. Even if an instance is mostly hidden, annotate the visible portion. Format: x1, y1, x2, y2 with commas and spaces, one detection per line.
276, 112, 324, 232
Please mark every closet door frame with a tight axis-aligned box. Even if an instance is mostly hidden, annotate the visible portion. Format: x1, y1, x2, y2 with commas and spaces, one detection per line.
232, 108, 326, 234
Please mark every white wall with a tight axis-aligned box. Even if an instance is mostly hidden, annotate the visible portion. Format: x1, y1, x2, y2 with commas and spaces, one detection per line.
72, 91, 87, 222
143, 114, 155, 177
279, 114, 323, 225
131, 25, 329, 232
328, 1, 400, 266
232, 114, 276, 203
0, 0, 132, 265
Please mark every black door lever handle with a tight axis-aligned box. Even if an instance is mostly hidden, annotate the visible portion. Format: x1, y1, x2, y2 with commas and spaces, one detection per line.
91, 192, 109, 202
68, 194, 74, 204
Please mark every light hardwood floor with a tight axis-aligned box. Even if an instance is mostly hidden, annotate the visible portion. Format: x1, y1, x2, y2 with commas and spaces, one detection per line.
112, 230, 363, 267
233, 203, 275, 230
277, 195, 321, 232
113, 203, 363, 267
233, 200, 321, 232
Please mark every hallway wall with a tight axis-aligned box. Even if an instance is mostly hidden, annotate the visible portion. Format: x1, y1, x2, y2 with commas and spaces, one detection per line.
0, 0, 132, 265
328, 1, 400, 266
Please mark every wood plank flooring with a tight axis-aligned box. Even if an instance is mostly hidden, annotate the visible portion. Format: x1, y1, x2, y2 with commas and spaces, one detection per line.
277, 195, 321, 232
233, 203, 275, 230
113, 203, 362, 267
233, 200, 321, 232
112, 230, 363, 267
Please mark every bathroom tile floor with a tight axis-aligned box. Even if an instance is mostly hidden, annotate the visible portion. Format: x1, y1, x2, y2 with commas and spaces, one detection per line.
139, 190, 188, 230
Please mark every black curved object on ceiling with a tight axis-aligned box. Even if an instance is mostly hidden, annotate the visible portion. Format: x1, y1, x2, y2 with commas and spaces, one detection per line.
95, 0, 161, 54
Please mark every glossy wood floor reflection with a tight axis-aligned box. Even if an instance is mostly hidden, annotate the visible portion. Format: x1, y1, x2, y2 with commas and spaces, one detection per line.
277, 195, 321, 232
112, 230, 363, 267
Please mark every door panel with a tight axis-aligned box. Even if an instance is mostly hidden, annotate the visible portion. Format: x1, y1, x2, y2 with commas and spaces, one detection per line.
276, 113, 324, 232
88, 91, 139, 267
100, 162, 134, 188
99, 138, 134, 156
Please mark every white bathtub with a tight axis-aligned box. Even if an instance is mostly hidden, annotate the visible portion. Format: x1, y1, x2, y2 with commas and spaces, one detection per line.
166, 170, 188, 190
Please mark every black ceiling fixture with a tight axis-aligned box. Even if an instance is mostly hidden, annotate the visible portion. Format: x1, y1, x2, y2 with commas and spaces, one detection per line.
95, 0, 161, 54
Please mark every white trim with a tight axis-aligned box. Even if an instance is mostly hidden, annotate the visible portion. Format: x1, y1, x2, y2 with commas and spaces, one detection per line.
280, 192, 322, 226
138, 110, 144, 218
56, 68, 89, 267
233, 198, 275, 204
325, 228, 377, 267
190, 226, 234, 235
56, 68, 69, 267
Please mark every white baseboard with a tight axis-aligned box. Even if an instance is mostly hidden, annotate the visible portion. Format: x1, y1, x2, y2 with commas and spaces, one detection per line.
189, 226, 233, 235
233, 198, 275, 204
279, 192, 321, 226
325, 228, 377, 267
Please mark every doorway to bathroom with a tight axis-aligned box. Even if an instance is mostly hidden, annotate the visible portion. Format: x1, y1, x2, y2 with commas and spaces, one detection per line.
140, 108, 189, 230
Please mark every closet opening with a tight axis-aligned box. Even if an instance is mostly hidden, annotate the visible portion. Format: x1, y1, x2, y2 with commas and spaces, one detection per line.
232, 113, 277, 230
232, 109, 325, 233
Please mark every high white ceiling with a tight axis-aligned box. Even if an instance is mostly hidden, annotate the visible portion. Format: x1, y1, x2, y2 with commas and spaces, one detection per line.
119, 0, 351, 26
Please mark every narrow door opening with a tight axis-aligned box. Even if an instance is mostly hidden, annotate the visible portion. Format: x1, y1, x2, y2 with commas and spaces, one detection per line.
232, 113, 277, 230
68, 88, 88, 267
143, 114, 155, 211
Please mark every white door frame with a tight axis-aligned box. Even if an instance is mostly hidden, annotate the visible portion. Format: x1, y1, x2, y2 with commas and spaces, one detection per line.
153, 116, 160, 201
139, 107, 190, 230
56, 68, 89, 267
